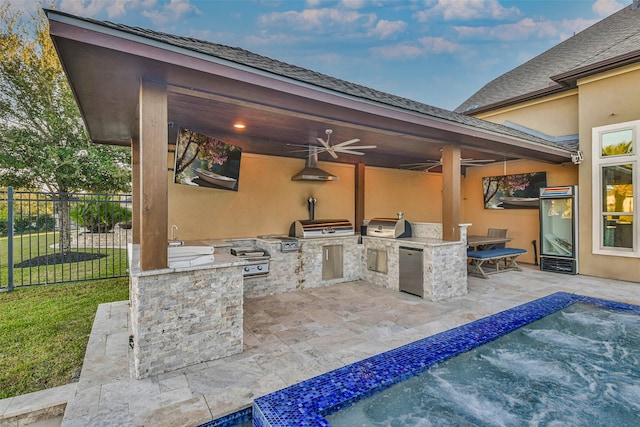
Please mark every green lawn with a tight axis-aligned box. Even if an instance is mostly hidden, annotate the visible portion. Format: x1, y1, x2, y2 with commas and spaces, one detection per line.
0, 278, 129, 399
1, 232, 128, 287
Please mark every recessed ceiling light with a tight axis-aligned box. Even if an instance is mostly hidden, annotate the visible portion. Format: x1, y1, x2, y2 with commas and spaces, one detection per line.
233, 123, 246, 129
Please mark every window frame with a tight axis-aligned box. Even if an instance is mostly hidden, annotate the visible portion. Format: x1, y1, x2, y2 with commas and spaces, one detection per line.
591, 120, 639, 258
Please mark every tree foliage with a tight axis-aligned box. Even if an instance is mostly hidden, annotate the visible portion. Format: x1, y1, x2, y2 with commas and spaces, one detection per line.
0, 3, 131, 194
0, 3, 131, 256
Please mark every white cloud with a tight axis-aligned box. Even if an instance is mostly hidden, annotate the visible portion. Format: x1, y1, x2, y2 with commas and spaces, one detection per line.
259, 8, 376, 33
414, 0, 521, 22
455, 16, 598, 42
371, 36, 461, 60
418, 36, 459, 53
371, 42, 424, 60
142, 0, 200, 25
340, 0, 367, 9
58, 0, 155, 18
592, 0, 625, 17
368, 19, 407, 39
57, 0, 197, 22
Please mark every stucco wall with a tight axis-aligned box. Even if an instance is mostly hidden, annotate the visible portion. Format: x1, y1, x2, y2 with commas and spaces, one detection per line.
364, 166, 443, 223
576, 65, 640, 282
475, 91, 579, 137
462, 160, 578, 265
167, 153, 443, 240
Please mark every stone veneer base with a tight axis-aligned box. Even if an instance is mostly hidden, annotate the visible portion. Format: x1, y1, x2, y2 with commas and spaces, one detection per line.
130, 265, 243, 379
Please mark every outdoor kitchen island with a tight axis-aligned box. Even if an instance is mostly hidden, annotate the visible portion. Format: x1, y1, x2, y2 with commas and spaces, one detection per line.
361, 222, 469, 302
127, 223, 468, 379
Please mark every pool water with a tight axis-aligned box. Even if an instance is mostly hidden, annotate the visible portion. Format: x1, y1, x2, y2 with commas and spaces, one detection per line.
326, 303, 640, 426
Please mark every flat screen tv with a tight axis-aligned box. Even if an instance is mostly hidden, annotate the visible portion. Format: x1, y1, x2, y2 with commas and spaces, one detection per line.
173, 127, 242, 191
482, 171, 546, 209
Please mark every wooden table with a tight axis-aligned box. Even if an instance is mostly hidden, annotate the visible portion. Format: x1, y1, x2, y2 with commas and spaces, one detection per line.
467, 235, 512, 251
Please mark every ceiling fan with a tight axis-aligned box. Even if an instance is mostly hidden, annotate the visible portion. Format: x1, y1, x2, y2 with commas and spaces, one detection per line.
400, 149, 494, 172
314, 129, 376, 159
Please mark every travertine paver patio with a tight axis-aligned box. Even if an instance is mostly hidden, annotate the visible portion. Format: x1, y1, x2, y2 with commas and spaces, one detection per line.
2, 264, 639, 427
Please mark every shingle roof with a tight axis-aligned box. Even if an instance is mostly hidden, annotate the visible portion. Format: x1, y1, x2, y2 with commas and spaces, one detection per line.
456, 4, 640, 114
50, 10, 572, 152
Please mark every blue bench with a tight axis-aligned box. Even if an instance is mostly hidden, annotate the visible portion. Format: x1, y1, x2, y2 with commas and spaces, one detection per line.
467, 247, 527, 279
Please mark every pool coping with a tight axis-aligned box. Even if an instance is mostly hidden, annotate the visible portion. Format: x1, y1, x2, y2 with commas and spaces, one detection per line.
252, 291, 640, 426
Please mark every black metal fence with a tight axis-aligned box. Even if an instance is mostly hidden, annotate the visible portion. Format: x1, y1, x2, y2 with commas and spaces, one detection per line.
0, 188, 131, 290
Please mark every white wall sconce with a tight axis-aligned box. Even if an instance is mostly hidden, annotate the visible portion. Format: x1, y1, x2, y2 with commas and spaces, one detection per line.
571, 150, 584, 165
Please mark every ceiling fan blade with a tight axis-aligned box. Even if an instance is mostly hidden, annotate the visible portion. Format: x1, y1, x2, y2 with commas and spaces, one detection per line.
286, 142, 313, 149
461, 159, 494, 164
399, 161, 439, 167
346, 145, 376, 150
333, 138, 360, 148
424, 163, 442, 172
336, 149, 366, 155
327, 150, 339, 159
317, 137, 331, 150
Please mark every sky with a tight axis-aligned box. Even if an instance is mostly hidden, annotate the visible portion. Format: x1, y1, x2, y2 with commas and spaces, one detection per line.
6, 0, 632, 110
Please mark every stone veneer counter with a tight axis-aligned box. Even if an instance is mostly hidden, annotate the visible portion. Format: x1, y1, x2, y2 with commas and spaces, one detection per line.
128, 244, 246, 379
362, 235, 468, 302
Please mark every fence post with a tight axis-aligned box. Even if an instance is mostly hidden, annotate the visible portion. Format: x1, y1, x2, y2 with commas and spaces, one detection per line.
7, 186, 14, 292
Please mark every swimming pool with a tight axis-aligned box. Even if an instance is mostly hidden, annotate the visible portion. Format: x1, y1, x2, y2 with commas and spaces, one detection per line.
252, 292, 640, 426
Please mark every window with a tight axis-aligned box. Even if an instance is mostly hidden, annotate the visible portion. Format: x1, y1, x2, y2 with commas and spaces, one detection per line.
592, 121, 639, 257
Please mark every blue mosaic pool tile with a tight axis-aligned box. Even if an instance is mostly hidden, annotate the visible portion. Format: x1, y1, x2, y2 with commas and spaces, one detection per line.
197, 406, 252, 427
252, 291, 640, 426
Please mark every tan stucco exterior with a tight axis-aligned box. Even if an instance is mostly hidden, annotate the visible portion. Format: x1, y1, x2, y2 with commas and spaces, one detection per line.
469, 64, 640, 282
575, 65, 640, 282
475, 91, 579, 138
167, 153, 444, 240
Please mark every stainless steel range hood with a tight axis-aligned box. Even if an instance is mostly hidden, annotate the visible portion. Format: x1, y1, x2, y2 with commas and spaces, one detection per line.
291, 146, 339, 181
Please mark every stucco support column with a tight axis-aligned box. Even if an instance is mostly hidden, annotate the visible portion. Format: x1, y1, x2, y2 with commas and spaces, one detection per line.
355, 162, 365, 231
138, 80, 168, 270
442, 145, 461, 241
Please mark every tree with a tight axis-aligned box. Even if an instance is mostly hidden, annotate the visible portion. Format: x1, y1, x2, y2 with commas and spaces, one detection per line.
0, 3, 131, 255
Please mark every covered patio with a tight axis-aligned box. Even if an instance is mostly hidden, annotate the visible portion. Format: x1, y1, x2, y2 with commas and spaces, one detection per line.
46, 9, 572, 271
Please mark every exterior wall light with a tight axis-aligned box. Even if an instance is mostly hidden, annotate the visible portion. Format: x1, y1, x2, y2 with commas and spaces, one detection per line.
571, 150, 583, 165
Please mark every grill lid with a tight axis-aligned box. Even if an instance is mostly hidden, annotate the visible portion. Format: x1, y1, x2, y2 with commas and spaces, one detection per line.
289, 219, 354, 238
366, 217, 412, 238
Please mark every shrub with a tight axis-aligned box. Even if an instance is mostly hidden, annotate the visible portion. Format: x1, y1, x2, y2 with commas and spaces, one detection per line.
70, 196, 132, 233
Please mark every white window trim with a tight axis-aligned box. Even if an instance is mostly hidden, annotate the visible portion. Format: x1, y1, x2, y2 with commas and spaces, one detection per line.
591, 120, 639, 258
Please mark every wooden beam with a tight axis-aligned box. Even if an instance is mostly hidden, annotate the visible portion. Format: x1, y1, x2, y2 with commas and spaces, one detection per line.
139, 80, 168, 270
131, 135, 140, 244
442, 145, 461, 241
355, 163, 365, 233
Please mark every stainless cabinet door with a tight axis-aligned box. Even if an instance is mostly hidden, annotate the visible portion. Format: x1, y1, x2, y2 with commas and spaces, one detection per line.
322, 245, 344, 280
399, 247, 423, 297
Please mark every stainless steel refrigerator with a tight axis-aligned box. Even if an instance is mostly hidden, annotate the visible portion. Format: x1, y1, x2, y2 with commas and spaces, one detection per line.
539, 186, 578, 274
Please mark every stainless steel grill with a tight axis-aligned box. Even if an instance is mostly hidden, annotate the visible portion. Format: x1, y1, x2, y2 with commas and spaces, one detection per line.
289, 219, 354, 238
230, 247, 270, 277
366, 217, 412, 238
